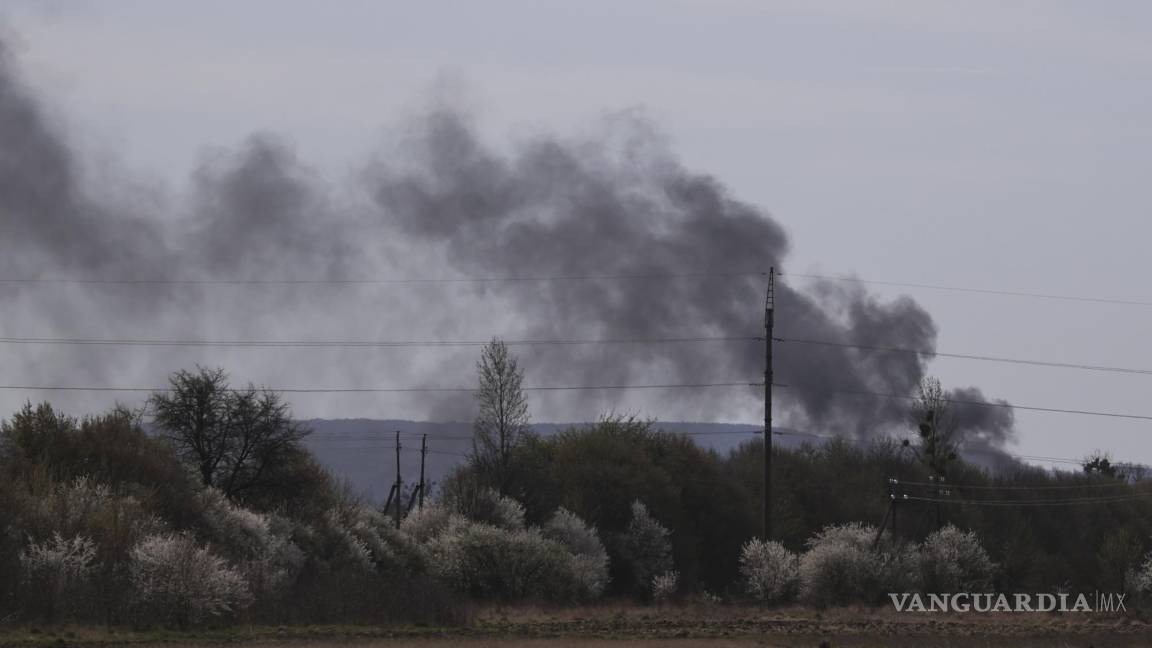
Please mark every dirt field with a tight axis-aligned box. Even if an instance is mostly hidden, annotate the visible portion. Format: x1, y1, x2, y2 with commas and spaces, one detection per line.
2, 605, 1149, 648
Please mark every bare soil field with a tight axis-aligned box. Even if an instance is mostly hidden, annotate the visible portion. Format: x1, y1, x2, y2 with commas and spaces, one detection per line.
2, 605, 1148, 648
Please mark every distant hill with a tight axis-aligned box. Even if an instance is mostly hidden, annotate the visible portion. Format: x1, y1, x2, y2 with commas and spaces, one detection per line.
300, 419, 806, 506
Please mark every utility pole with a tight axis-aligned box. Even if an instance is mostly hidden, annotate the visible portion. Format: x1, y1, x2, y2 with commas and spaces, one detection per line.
873, 478, 897, 549
407, 433, 427, 514
382, 483, 397, 516
418, 433, 427, 510
930, 474, 941, 529
763, 266, 775, 540
393, 430, 403, 529
891, 479, 898, 539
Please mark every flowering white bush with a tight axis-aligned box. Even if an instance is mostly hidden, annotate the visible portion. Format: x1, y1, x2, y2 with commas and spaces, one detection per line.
542, 507, 610, 599
543, 507, 602, 556
24, 477, 113, 536
20, 532, 97, 580
798, 522, 920, 606
740, 538, 799, 603
129, 533, 251, 627
19, 476, 165, 568
406, 501, 605, 601
616, 500, 673, 596
51, 477, 112, 529
295, 508, 372, 575
700, 590, 722, 605
444, 487, 526, 530
197, 488, 305, 597
920, 525, 995, 593
651, 569, 679, 602
197, 488, 273, 556
342, 505, 428, 574
426, 515, 583, 601
19, 532, 98, 621
1129, 553, 1152, 596
401, 504, 455, 543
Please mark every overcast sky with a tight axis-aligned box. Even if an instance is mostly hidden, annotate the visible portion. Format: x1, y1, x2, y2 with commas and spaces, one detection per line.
3, 1, 1152, 467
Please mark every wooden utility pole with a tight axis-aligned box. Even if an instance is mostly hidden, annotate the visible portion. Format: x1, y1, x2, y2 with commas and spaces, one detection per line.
393, 430, 403, 529
763, 267, 775, 540
382, 483, 396, 516
872, 478, 897, 549
891, 479, 898, 539
407, 433, 427, 514
418, 433, 427, 510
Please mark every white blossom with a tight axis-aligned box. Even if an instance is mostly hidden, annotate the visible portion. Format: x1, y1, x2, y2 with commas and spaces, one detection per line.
425, 515, 585, 601
651, 569, 679, 602
20, 532, 97, 583
617, 500, 673, 595
739, 538, 798, 603
798, 522, 921, 606
542, 508, 610, 599
920, 525, 995, 592
401, 504, 454, 543
129, 533, 251, 627
196, 488, 304, 597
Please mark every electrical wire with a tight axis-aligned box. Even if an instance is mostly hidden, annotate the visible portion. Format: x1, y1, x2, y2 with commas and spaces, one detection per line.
307, 428, 761, 445
8, 268, 1146, 311
771, 429, 1100, 467
9, 266, 1148, 311
904, 494, 1146, 507
0, 271, 767, 286
0, 335, 760, 348
772, 382, 1152, 422
0, 381, 757, 394
778, 271, 1152, 308
898, 479, 1132, 491
776, 337, 1152, 377
355, 424, 1089, 470
22, 378, 1151, 426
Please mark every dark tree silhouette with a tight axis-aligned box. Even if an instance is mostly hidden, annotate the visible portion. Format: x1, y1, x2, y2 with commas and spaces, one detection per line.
906, 377, 959, 477
472, 339, 530, 495
1083, 452, 1119, 478
150, 367, 308, 500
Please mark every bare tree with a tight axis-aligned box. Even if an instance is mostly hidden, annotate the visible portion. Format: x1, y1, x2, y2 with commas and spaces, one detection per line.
904, 377, 960, 528
906, 376, 959, 476
472, 339, 530, 495
150, 367, 307, 500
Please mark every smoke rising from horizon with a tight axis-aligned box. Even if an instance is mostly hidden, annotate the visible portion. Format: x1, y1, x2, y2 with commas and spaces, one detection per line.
0, 38, 1014, 451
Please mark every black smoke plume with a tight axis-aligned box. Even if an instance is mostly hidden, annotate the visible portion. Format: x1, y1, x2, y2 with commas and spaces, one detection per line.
0, 39, 1015, 451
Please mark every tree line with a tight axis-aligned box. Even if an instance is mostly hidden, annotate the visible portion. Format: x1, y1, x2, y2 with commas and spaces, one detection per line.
3, 340, 1152, 629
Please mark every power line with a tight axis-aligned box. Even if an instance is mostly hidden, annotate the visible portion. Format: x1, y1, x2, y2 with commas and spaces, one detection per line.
0, 381, 756, 394
240, 410, 1145, 468
778, 271, 1152, 308
899, 479, 1131, 491
22, 379, 1151, 422
0, 335, 759, 349
307, 428, 759, 445
13, 266, 1152, 310
777, 337, 1152, 377
772, 429, 1097, 467
11, 329, 1151, 381
773, 382, 1152, 422
0, 271, 767, 286
1003, 455, 1084, 465
905, 494, 1146, 507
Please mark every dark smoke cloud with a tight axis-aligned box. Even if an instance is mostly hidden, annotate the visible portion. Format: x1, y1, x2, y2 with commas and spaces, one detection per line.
0, 42, 166, 282
0, 37, 1016, 452
367, 109, 994, 439
186, 135, 357, 281
949, 386, 1015, 453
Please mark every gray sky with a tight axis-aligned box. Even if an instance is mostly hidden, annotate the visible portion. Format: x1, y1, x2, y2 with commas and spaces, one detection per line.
3, 1, 1152, 467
